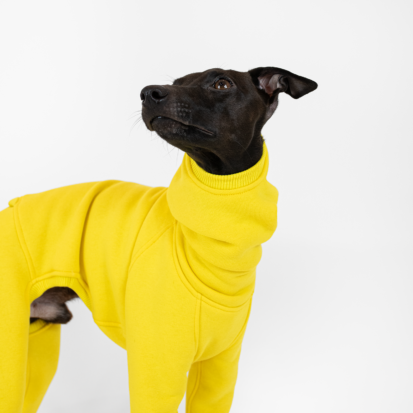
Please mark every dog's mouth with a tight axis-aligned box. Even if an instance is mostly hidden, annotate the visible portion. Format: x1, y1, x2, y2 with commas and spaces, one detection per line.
150, 116, 214, 137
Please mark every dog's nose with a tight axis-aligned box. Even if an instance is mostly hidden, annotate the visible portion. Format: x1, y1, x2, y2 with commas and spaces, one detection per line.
140, 86, 169, 104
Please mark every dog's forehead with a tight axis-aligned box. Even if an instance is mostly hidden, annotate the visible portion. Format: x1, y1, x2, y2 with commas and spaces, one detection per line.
173, 68, 250, 86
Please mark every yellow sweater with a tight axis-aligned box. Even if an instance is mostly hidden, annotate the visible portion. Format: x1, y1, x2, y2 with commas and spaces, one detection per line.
6, 141, 278, 412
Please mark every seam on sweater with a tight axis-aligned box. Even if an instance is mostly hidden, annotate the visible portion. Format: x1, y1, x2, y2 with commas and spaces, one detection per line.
127, 187, 169, 270
26, 273, 92, 312
194, 296, 201, 358
187, 296, 201, 412
13, 203, 36, 280
128, 224, 174, 272
184, 141, 268, 194
25, 356, 31, 401
184, 153, 270, 197
27, 273, 84, 288
30, 269, 82, 277
28, 321, 53, 338
95, 320, 122, 328
172, 223, 254, 311
226, 297, 253, 351
198, 291, 253, 312
171, 223, 201, 302
186, 361, 202, 413
26, 322, 56, 398
187, 174, 265, 197
183, 246, 253, 311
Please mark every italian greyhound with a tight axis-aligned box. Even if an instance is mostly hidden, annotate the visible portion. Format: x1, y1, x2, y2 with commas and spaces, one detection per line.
30, 66, 317, 325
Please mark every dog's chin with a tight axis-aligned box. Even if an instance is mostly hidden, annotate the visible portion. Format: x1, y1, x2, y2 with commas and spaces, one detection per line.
150, 116, 214, 144
151, 116, 189, 140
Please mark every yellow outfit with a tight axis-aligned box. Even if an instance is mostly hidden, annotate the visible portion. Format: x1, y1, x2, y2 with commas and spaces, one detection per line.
0, 142, 278, 413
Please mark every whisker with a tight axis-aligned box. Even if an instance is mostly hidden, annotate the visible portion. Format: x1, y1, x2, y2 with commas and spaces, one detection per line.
164, 74, 175, 84
127, 110, 142, 121
129, 117, 143, 134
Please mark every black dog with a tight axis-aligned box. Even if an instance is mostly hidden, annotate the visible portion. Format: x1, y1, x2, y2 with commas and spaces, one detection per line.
0, 66, 319, 413
142, 67, 317, 175
30, 66, 317, 324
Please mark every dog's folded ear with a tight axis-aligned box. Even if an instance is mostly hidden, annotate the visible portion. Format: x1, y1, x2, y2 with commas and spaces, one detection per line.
248, 67, 318, 99
248, 67, 318, 122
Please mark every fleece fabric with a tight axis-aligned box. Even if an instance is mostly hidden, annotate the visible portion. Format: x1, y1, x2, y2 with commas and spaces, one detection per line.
0, 141, 278, 413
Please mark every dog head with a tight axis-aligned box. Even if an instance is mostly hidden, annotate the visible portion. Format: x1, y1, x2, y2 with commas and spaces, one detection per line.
141, 67, 317, 174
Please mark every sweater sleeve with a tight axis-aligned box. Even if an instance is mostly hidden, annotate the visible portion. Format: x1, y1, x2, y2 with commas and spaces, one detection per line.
166, 142, 278, 305
185, 298, 252, 413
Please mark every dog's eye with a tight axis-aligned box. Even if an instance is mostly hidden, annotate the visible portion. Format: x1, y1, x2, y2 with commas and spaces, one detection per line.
213, 79, 232, 90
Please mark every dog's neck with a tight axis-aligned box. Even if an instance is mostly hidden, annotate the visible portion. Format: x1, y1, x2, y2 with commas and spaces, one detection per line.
186, 133, 264, 175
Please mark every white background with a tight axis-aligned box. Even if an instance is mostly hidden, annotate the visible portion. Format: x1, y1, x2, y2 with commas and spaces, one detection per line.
1, 0, 412, 412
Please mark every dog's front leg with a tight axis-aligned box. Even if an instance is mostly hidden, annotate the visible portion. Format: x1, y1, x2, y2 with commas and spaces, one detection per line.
125, 257, 196, 413
186, 325, 248, 413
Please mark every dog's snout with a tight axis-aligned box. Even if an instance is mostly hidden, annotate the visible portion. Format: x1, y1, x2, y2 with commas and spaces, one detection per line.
140, 86, 168, 105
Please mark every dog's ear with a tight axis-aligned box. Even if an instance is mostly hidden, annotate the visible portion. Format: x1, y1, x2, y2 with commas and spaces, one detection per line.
248, 67, 318, 121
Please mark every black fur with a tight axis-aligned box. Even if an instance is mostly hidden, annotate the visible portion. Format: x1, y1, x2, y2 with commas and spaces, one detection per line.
141, 67, 317, 175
